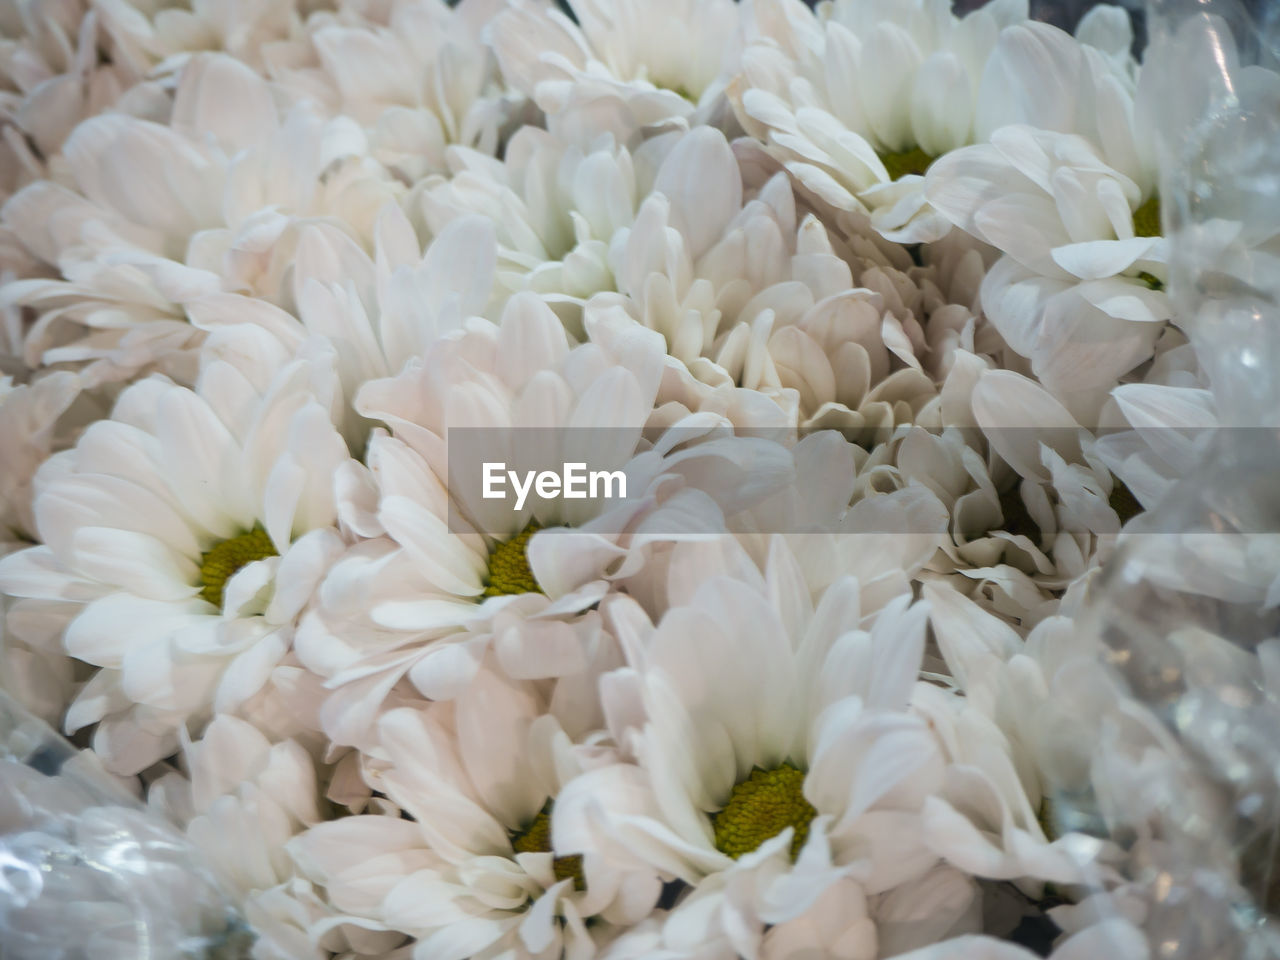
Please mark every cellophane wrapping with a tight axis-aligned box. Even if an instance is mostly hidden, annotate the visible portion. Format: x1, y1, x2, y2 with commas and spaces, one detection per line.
1043, 2, 1280, 957
0, 690, 251, 959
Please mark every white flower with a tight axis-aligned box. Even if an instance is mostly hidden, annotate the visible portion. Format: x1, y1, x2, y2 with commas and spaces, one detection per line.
290, 665, 661, 960
553, 548, 951, 956
420, 125, 638, 305
0, 370, 84, 727
491, 0, 743, 139
605, 156, 958, 434
1, 53, 399, 388
0, 371, 81, 551
908, 365, 1139, 620
0, 348, 350, 773
921, 583, 1117, 884
926, 125, 1169, 409
730, 0, 1032, 242
146, 713, 404, 960
298, 293, 803, 749
0, 0, 168, 184
188, 208, 500, 445
263, 0, 519, 183
93, 0, 299, 76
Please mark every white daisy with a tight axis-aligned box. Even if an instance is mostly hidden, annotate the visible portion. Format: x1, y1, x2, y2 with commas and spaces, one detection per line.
1, 52, 399, 388
552, 544, 953, 957
0, 346, 351, 773
187, 208, 500, 445
926, 124, 1169, 413
290, 664, 661, 960
490, 0, 743, 139
730, 0, 1032, 242
298, 292, 801, 749
93, 0, 301, 77
263, 0, 520, 184
147, 713, 407, 960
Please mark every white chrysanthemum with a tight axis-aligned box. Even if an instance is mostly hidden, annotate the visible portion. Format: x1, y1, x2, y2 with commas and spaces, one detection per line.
297, 292, 803, 749
420, 122, 982, 434
839, 369, 1142, 625
0, 0, 167, 200
148, 713, 404, 960
553, 550, 957, 956
290, 665, 661, 960
262, 0, 520, 183
0, 347, 351, 773
731, 0, 1149, 245
491, 0, 742, 138
1, 52, 400, 388
920, 583, 1120, 874
187, 209, 500, 445
0, 370, 86, 726
484, 125, 983, 435
926, 125, 1168, 412
420, 125, 639, 305
92, 0, 302, 76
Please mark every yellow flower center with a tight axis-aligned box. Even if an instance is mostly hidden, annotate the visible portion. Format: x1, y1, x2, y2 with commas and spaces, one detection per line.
483, 522, 543, 598
1131, 193, 1161, 238
198, 527, 277, 608
511, 808, 585, 890
711, 764, 817, 861
878, 146, 935, 181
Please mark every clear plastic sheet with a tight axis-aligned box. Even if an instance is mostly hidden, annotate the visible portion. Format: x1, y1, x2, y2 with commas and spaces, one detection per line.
0, 692, 251, 960
1048, 1, 1280, 957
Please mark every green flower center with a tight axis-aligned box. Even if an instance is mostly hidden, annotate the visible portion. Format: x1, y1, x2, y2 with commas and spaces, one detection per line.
1134, 270, 1164, 291
483, 522, 544, 598
711, 764, 817, 861
198, 526, 277, 608
878, 146, 936, 181
511, 808, 585, 890
1131, 193, 1161, 238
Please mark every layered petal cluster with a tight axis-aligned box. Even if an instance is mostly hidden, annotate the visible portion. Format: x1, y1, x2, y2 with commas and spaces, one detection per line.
730, 0, 1130, 242
0, 1, 1233, 958
0, 346, 350, 773
491, 0, 743, 137
1, 52, 400, 388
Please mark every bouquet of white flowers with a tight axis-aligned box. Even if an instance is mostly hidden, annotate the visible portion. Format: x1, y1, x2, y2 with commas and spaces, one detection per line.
0, 0, 1276, 956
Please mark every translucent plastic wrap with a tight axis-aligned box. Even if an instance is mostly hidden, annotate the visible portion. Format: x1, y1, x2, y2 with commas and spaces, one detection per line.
0, 692, 251, 960
1048, 1, 1280, 957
